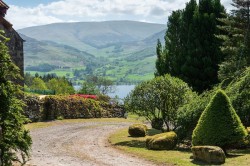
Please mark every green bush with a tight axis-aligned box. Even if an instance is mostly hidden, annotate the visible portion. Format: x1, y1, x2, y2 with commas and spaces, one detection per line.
177, 67, 250, 140
247, 127, 250, 134
125, 74, 196, 131
42, 95, 124, 120
24, 94, 42, 122
146, 131, 177, 150
128, 124, 148, 137
176, 88, 218, 140
192, 90, 247, 150
225, 67, 250, 126
151, 118, 164, 131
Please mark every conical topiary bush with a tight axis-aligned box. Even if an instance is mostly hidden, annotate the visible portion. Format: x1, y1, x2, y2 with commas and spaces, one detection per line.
192, 90, 247, 150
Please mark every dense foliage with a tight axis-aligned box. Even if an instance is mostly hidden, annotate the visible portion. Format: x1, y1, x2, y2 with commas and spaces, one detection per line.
25, 73, 75, 95
0, 32, 32, 165
217, 0, 250, 81
177, 67, 250, 140
225, 67, 250, 126
125, 74, 195, 131
77, 76, 115, 95
155, 0, 225, 93
42, 95, 124, 120
192, 90, 247, 150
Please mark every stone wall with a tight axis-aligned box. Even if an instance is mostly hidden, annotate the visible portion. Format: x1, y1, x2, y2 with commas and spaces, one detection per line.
0, 20, 24, 86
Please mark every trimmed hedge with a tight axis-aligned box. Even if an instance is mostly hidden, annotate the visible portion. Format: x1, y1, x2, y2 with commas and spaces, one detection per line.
24, 95, 125, 121
146, 131, 177, 150
128, 124, 148, 137
43, 95, 125, 120
24, 95, 42, 122
192, 90, 247, 149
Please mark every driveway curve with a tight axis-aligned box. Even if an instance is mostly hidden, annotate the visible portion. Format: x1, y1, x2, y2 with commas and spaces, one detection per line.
27, 121, 158, 166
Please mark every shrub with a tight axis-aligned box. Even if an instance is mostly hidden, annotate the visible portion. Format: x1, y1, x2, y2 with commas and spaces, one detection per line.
128, 124, 147, 137
177, 67, 250, 140
225, 67, 250, 126
247, 127, 250, 134
151, 118, 164, 131
146, 131, 177, 150
125, 74, 196, 131
42, 95, 124, 120
24, 94, 42, 122
192, 90, 247, 151
176, 88, 218, 140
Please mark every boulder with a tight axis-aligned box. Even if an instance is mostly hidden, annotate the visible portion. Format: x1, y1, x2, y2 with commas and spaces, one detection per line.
146, 131, 177, 150
128, 124, 147, 137
192, 146, 226, 164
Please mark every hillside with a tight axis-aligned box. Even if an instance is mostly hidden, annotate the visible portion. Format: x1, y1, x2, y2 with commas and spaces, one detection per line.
19, 21, 166, 84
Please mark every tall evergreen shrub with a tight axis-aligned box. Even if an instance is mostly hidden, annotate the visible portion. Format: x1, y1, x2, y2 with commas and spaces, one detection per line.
192, 90, 247, 150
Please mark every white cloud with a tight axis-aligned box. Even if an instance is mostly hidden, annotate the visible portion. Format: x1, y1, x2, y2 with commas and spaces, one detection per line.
5, 0, 232, 29
6, 5, 63, 29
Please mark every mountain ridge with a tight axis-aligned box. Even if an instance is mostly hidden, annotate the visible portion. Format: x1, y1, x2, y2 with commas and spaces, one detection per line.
19, 20, 166, 84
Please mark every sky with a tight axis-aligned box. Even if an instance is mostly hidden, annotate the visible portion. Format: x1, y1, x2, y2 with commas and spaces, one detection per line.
4, 0, 232, 30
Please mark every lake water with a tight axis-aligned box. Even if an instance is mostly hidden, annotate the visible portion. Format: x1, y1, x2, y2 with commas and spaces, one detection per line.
74, 85, 136, 99
108, 85, 135, 99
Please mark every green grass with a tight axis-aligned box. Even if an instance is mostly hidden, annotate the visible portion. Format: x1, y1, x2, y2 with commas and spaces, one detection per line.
109, 128, 250, 166
27, 69, 73, 77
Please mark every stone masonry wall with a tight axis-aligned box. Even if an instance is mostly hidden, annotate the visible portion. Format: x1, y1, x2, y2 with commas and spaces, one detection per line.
0, 24, 24, 86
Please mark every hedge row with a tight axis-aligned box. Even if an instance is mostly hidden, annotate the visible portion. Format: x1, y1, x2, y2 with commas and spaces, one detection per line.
24, 95, 125, 121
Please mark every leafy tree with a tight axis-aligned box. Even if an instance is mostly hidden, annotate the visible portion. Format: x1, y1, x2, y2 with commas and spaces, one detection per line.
0, 31, 32, 165
192, 90, 247, 152
125, 74, 195, 131
30, 77, 47, 90
47, 78, 75, 95
78, 82, 100, 95
155, 39, 166, 76
86, 76, 115, 95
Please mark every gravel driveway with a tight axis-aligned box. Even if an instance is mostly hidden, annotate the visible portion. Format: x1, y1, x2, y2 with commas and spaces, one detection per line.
26, 121, 158, 166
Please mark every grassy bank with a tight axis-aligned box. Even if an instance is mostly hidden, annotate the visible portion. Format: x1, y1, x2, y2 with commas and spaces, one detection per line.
109, 128, 250, 166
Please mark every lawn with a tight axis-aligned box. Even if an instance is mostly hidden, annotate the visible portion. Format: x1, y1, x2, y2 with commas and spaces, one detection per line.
109, 128, 250, 166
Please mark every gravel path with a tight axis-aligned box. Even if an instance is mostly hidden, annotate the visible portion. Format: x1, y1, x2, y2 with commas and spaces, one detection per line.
27, 121, 158, 166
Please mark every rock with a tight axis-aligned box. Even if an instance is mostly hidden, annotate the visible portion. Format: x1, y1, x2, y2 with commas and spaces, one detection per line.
146, 131, 177, 150
128, 124, 147, 137
191, 146, 226, 164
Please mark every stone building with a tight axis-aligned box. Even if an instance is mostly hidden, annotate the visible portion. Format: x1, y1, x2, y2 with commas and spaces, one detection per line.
0, 0, 24, 86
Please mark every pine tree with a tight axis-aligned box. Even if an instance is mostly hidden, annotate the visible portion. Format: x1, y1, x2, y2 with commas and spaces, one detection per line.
155, 0, 225, 93
0, 31, 32, 165
155, 39, 167, 76
181, 0, 225, 92
218, 0, 250, 81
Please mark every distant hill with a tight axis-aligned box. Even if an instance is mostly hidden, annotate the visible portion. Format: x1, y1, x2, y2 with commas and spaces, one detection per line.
21, 34, 104, 68
19, 21, 166, 84
19, 20, 165, 50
